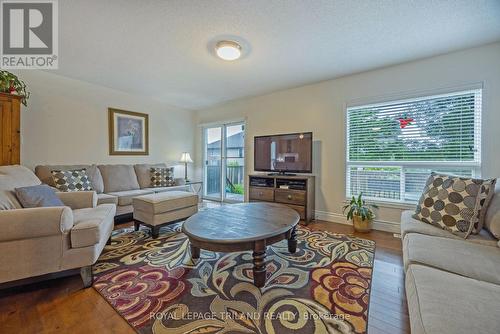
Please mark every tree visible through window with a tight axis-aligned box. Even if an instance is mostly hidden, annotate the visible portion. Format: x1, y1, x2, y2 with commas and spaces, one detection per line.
346, 89, 481, 203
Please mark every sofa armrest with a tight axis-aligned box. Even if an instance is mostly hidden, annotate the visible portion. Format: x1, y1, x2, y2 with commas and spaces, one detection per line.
56, 191, 97, 209
0, 207, 73, 242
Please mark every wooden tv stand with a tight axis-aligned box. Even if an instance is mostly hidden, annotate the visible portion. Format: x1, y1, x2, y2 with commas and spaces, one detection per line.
248, 174, 315, 223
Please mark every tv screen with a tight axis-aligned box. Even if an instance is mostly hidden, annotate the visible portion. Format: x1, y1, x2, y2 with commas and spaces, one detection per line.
254, 132, 312, 173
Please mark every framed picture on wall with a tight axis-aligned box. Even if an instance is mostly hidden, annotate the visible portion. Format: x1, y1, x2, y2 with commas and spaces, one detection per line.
108, 108, 149, 155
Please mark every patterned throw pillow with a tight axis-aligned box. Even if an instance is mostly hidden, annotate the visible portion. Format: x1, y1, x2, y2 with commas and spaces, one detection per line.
413, 173, 496, 238
150, 167, 175, 187
51, 169, 94, 192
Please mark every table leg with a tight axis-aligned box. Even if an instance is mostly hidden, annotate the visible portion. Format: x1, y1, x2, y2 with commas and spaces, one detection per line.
134, 221, 140, 231
288, 226, 297, 254
190, 244, 200, 259
253, 240, 267, 288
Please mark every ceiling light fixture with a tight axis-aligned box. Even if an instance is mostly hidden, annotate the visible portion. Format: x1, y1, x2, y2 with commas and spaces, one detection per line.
215, 40, 242, 61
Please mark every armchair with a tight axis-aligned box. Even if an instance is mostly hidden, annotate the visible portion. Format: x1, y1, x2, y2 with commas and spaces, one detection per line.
0, 165, 116, 288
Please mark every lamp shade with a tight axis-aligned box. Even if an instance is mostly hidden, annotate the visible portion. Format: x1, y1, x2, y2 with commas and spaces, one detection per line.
180, 152, 193, 163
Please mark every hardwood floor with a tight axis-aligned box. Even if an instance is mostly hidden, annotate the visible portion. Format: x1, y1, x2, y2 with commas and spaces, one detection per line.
0, 202, 409, 334
308, 221, 409, 334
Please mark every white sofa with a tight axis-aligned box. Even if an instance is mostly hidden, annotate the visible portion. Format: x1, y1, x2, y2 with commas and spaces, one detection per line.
0, 165, 116, 287
401, 184, 500, 334
35, 163, 189, 216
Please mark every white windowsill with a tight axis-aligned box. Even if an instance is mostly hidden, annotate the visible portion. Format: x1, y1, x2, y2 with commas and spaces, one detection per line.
343, 198, 416, 210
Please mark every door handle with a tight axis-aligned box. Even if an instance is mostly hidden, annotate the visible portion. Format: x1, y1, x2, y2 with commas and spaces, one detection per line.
287, 195, 292, 200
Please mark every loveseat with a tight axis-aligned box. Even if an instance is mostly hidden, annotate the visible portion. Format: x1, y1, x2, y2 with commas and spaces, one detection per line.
35, 163, 189, 217
401, 184, 500, 334
0, 165, 116, 287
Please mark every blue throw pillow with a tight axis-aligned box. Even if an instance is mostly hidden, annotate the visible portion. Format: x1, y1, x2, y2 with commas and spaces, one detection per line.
15, 185, 65, 208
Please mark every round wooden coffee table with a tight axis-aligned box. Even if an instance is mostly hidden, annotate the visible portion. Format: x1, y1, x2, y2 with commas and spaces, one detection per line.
182, 202, 300, 288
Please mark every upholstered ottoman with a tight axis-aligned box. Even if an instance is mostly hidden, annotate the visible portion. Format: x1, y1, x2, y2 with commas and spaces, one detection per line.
132, 191, 198, 238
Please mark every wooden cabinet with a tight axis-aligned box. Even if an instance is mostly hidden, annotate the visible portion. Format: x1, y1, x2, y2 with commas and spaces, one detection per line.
275, 189, 306, 206
249, 174, 315, 223
249, 187, 275, 202
0, 93, 21, 166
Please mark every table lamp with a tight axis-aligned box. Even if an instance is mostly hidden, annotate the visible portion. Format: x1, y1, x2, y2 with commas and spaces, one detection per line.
180, 152, 193, 182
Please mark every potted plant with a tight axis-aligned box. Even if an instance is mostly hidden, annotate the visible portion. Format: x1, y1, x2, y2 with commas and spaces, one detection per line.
0, 70, 30, 106
343, 193, 378, 232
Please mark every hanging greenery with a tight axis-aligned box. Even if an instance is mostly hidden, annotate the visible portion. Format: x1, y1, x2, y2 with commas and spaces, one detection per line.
0, 70, 30, 106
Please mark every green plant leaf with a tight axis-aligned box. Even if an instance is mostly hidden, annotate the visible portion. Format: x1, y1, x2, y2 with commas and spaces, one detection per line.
0, 70, 29, 106
344, 192, 377, 222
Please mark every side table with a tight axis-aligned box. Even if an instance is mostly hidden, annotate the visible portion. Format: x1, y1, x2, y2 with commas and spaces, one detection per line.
185, 181, 203, 202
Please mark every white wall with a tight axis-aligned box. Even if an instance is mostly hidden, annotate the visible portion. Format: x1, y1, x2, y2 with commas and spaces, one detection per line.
195, 42, 500, 230
14, 70, 196, 178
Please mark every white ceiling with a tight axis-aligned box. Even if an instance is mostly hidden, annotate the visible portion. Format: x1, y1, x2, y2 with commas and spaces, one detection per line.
55, 0, 500, 110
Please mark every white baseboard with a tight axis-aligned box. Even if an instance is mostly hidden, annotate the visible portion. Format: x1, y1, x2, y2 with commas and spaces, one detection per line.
314, 210, 400, 233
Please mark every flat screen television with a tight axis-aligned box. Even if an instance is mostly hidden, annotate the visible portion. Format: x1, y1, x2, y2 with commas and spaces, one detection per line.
254, 132, 312, 174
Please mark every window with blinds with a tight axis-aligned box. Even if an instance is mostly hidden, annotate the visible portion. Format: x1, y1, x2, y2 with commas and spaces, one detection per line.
346, 89, 482, 203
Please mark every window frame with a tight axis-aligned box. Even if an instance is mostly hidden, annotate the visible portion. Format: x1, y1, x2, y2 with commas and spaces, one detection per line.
344, 87, 483, 206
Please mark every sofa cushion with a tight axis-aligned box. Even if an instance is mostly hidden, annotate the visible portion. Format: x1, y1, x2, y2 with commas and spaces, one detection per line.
51, 169, 94, 192
87, 165, 105, 194
0, 165, 42, 210
116, 204, 133, 216
15, 185, 64, 208
401, 210, 498, 247
134, 163, 167, 189
107, 189, 154, 206
413, 173, 496, 238
98, 165, 140, 192
405, 264, 500, 334
35, 165, 104, 193
143, 186, 179, 193
132, 191, 198, 214
97, 193, 118, 206
403, 233, 500, 285
35, 164, 88, 185
150, 167, 175, 187
478, 178, 499, 232
485, 182, 500, 239
71, 204, 116, 248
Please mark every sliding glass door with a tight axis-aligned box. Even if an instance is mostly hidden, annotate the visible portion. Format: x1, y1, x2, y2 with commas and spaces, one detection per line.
203, 122, 245, 202
203, 126, 223, 201
224, 123, 245, 202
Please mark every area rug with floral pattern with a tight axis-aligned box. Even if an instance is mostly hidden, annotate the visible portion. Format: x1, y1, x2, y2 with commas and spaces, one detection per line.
92, 222, 375, 334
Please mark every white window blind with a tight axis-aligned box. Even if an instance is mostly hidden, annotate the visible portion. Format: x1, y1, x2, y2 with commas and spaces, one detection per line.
346, 89, 482, 203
